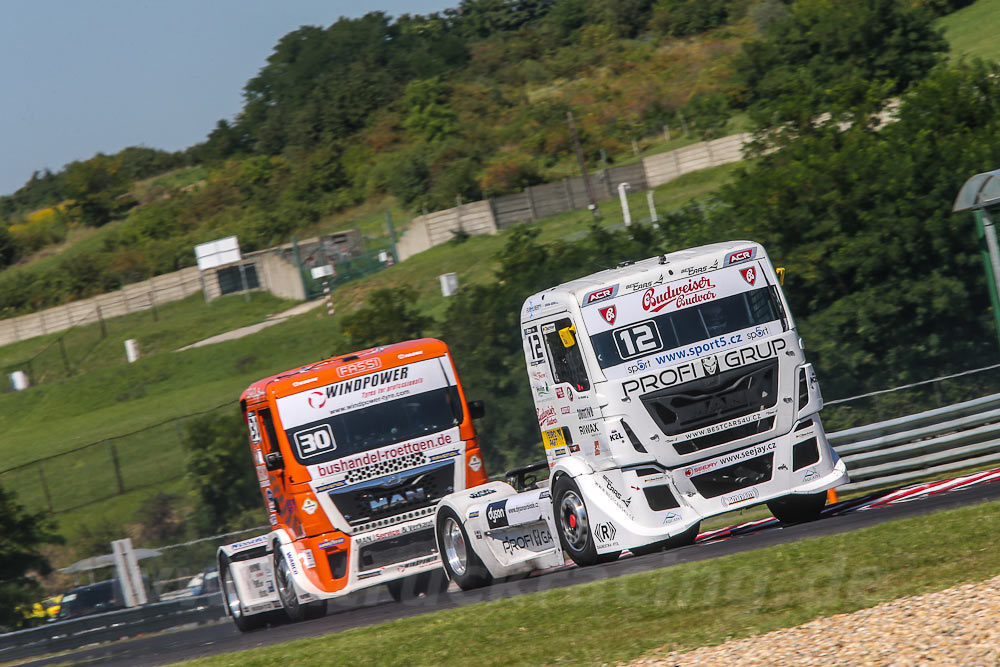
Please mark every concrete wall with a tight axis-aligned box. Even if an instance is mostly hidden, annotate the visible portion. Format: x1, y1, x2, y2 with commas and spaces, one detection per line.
399, 201, 496, 261
643, 134, 750, 188
0, 267, 203, 347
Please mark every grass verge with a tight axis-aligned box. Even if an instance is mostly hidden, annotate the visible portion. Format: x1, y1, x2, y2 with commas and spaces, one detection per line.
179, 498, 1000, 667
940, 0, 1000, 63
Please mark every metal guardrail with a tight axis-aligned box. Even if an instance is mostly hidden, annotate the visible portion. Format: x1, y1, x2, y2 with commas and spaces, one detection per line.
0, 593, 224, 663
829, 392, 1000, 492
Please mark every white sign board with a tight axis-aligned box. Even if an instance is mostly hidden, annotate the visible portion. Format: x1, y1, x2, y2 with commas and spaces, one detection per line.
194, 236, 241, 271
310, 265, 335, 279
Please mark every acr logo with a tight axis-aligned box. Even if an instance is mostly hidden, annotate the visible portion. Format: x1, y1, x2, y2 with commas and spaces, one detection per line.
486, 500, 509, 529
336, 357, 382, 378
583, 285, 618, 306
740, 266, 757, 285
599, 305, 617, 325
724, 248, 757, 266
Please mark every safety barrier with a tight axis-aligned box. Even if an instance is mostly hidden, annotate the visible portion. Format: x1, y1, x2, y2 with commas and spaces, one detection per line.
0, 593, 224, 663
829, 392, 1000, 492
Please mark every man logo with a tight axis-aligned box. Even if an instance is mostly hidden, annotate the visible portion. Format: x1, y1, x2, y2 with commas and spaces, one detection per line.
701, 356, 719, 375
307, 391, 327, 409
740, 266, 757, 285
599, 305, 616, 325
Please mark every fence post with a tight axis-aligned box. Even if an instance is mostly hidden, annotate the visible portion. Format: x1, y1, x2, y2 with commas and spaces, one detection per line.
109, 442, 125, 495
96, 304, 107, 338
58, 337, 72, 376
38, 465, 54, 512
526, 186, 538, 222
564, 177, 575, 210
148, 291, 158, 322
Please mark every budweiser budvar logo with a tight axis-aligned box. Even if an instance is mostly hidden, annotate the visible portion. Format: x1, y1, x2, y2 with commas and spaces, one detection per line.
642, 277, 716, 312
536, 405, 557, 426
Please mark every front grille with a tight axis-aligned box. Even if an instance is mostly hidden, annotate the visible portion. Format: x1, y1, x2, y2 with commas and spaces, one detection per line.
328, 461, 454, 526
637, 358, 778, 455
689, 453, 774, 499
358, 529, 438, 571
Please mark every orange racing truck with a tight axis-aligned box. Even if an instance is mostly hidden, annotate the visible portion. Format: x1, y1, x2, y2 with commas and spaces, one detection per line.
217, 339, 486, 631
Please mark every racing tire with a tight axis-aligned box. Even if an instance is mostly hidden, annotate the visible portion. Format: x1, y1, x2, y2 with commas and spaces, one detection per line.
387, 574, 422, 602
436, 507, 493, 591
629, 521, 701, 557
552, 475, 620, 567
417, 568, 451, 599
273, 546, 305, 622
767, 491, 827, 525
220, 557, 267, 633
302, 599, 328, 620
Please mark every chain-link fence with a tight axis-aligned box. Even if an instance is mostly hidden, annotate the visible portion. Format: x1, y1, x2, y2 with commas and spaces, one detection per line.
0, 402, 231, 514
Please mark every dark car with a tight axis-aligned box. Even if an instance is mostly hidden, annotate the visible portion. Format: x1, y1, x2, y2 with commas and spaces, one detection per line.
56, 578, 158, 620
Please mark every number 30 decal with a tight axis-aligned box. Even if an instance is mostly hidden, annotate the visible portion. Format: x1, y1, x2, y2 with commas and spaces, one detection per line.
613, 320, 663, 360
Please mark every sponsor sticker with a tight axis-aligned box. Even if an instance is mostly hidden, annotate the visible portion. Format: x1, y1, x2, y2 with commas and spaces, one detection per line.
583, 285, 618, 306
542, 427, 567, 450
469, 487, 495, 498
599, 305, 617, 325
594, 522, 618, 545
486, 500, 508, 529
468, 455, 483, 472
723, 488, 759, 507
318, 537, 345, 550
724, 247, 757, 266
302, 498, 318, 515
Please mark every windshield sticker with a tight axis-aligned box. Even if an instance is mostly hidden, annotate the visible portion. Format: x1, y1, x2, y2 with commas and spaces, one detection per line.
277, 357, 449, 430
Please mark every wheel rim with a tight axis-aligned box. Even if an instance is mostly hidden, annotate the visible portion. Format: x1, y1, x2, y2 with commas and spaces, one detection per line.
274, 550, 298, 611
559, 489, 590, 552
222, 567, 242, 618
441, 517, 468, 577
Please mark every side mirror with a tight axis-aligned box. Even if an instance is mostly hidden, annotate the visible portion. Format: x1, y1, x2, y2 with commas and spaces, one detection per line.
468, 400, 486, 420
264, 451, 284, 471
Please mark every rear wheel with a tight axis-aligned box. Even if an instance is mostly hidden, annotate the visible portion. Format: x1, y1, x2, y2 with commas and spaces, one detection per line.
629, 521, 701, 556
436, 507, 493, 590
220, 557, 267, 633
553, 476, 620, 566
767, 491, 827, 525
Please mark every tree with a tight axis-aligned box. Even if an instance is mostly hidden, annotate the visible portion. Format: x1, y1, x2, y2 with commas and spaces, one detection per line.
341, 286, 433, 347
734, 0, 948, 135
62, 154, 130, 226
0, 484, 62, 631
183, 409, 261, 533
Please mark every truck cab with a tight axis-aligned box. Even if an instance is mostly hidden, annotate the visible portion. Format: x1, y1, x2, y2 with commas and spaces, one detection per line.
434, 241, 847, 584
219, 338, 487, 630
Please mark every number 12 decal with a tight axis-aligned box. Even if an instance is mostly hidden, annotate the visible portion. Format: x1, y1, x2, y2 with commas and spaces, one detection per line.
613, 320, 663, 360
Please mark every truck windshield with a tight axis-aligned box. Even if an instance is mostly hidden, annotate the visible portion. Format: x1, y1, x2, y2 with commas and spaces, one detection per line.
282, 385, 463, 466
590, 285, 787, 369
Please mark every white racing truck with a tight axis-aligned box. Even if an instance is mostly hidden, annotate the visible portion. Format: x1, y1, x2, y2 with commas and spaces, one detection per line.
434, 241, 848, 588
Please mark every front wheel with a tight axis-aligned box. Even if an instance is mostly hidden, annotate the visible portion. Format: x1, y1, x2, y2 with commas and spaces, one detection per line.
436, 507, 493, 591
273, 546, 305, 622
552, 476, 620, 566
220, 557, 267, 633
767, 491, 827, 525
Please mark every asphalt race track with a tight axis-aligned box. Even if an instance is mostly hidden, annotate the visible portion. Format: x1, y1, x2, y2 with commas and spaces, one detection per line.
27, 474, 1000, 667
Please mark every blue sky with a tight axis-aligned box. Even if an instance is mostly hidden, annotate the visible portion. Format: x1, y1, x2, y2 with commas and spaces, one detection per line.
0, 0, 457, 196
